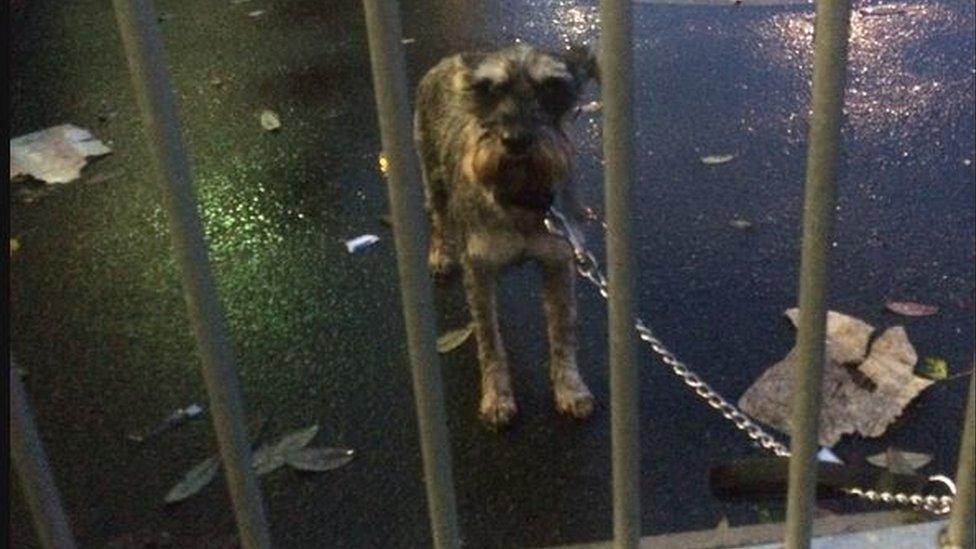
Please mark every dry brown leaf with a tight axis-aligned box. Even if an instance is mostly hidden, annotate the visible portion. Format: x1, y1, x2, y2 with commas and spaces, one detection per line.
866, 448, 932, 474
885, 301, 939, 317
739, 310, 934, 446
784, 308, 874, 365
437, 324, 474, 354
259, 110, 281, 131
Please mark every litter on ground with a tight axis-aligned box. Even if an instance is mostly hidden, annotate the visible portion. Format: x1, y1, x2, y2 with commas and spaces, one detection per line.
10, 124, 112, 184
128, 403, 205, 443
344, 234, 380, 253
437, 323, 475, 353
738, 309, 936, 446
164, 424, 355, 504
866, 448, 932, 474
259, 109, 281, 131
700, 153, 736, 165
885, 300, 939, 317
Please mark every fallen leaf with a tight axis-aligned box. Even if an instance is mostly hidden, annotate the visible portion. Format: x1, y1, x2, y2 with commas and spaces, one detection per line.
739, 311, 934, 446
259, 110, 281, 131
885, 301, 939, 317
401, 38, 416, 45
915, 357, 948, 381
10, 239, 20, 255
251, 444, 284, 475
437, 323, 474, 353
276, 425, 320, 453
247, 9, 265, 17
859, 5, 906, 16
701, 154, 736, 165
252, 425, 320, 476
866, 448, 932, 474
11, 124, 112, 184
285, 447, 355, 472
784, 308, 875, 365
378, 153, 389, 177
165, 457, 218, 503
729, 218, 753, 230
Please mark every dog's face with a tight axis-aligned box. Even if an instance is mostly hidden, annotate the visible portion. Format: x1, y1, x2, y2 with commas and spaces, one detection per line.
460, 44, 597, 211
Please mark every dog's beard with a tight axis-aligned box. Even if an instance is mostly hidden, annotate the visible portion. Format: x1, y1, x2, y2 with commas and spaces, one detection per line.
467, 128, 573, 212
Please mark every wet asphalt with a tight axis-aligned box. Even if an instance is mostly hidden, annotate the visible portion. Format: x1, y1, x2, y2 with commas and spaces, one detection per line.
8, 0, 975, 547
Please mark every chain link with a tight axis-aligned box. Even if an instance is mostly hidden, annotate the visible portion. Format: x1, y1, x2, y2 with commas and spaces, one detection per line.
544, 208, 956, 516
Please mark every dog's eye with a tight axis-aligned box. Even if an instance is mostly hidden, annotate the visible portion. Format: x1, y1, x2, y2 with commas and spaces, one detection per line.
536, 77, 576, 114
538, 77, 571, 95
469, 78, 509, 97
470, 78, 493, 95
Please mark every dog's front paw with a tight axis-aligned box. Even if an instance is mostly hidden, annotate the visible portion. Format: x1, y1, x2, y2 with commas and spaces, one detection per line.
554, 372, 595, 420
479, 389, 517, 429
428, 240, 458, 277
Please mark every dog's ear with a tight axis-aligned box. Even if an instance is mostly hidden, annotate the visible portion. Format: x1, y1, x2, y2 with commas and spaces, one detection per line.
458, 52, 492, 91
460, 52, 484, 71
563, 43, 599, 88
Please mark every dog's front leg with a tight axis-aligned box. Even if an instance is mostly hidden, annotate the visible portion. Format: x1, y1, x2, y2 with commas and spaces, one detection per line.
463, 259, 517, 428
541, 258, 595, 419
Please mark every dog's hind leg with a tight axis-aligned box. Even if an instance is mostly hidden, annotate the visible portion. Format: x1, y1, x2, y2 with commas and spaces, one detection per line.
541, 258, 595, 419
463, 259, 517, 428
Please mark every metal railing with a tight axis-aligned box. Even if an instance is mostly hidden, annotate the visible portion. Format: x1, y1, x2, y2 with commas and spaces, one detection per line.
111, 0, 272, 547
9, 0, 975, 548
598, 0, 642, 547
361, 0, 460, 547
10, 358, 77, 549
783, 0, 852, 547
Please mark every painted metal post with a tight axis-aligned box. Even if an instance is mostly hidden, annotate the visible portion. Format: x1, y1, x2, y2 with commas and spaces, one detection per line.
599, 0, 641, 547
360, 1, 460, 548
784, 0, 852, 547
109, 1, 271, 547
946, 373, 975, 548
10, 361, 78, 549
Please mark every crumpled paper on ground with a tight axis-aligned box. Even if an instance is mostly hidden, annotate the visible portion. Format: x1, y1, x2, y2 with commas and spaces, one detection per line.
738, 309, 934, 446
10, 124, 111, 184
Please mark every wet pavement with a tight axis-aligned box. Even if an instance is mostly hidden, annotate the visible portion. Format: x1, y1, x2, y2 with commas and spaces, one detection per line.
8, 0, 974, 547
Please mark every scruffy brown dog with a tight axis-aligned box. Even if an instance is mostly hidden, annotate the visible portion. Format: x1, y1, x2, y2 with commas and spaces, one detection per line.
414, 43, 599, 428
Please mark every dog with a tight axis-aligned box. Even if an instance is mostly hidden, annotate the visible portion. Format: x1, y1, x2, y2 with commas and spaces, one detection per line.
414, 43, 599, 428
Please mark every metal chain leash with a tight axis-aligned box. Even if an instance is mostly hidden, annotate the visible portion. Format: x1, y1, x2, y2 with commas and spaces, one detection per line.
544, 207, 956, 516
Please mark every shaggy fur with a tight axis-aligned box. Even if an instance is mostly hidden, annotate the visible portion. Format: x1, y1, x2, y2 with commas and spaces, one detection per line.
414, 43, 598, 428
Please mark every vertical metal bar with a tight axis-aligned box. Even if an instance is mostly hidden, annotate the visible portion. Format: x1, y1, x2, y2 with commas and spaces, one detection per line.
109, 2, 271, 547
10, 360, 78, 549
360, 1, 460, 548
946, 372, 975, 548
784, 0, 852, 547
599, 0, 640, 546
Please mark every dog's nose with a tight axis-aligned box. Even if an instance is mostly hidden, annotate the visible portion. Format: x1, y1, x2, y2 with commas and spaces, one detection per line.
500, 130, 534, 154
